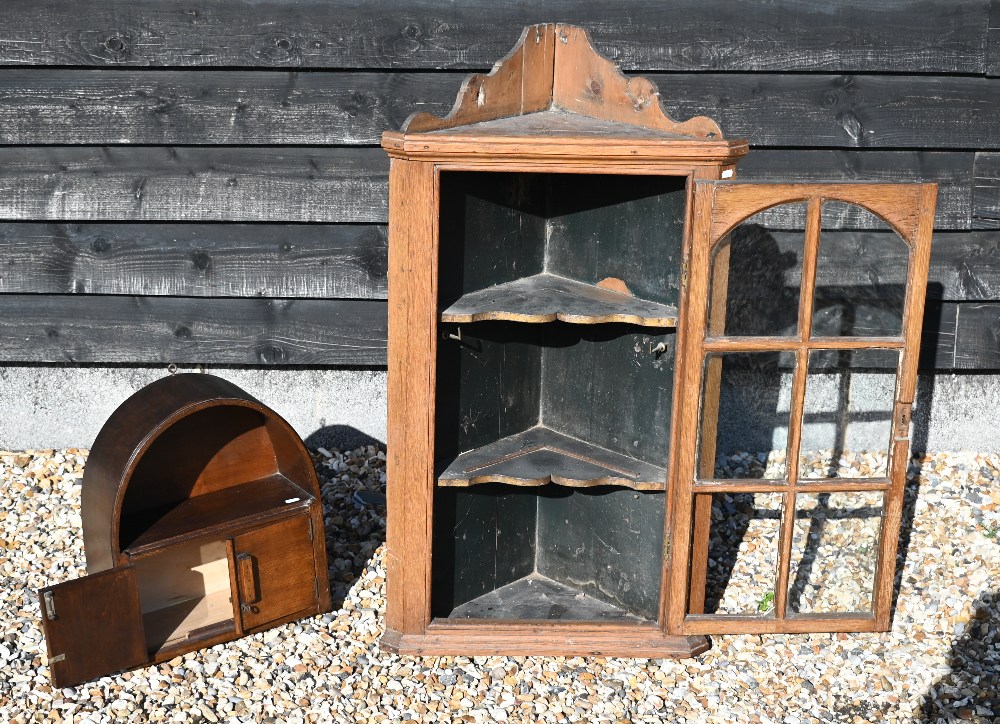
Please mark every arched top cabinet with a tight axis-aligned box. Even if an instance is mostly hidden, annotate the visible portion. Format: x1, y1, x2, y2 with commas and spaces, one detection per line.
81, 374, 321, 571
39, 374, 330, 688
381, 23, 938, 658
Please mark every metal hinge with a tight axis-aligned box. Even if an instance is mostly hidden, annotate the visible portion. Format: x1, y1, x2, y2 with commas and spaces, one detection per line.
314, 576, 320, 599
308, 517, 314, 541
663, 534, 671, 558
680, 259, 690, 289
893, 401, 913, 442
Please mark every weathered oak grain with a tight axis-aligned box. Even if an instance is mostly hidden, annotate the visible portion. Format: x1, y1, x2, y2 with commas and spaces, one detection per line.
0, 0, 986, 72
0, 223, 387, 298
0, 147, 388, 223
0, 148, 975, 228
0, 295, 387, 364
973, 152, 1000, 228
437, 426, 668, 490
440, 273, 678, 327
9, 71, 1000, 149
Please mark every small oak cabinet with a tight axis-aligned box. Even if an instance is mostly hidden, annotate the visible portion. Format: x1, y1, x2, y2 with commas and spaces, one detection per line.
381, 24, 936, 656
38, 374, 331, 687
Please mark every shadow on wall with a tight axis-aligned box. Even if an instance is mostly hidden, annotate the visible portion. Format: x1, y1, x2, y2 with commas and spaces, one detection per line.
305, 425, 387, 611
920, 587, 1000, 721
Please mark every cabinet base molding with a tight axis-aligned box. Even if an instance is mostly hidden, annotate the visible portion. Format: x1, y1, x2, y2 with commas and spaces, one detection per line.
381, 626, 710, 659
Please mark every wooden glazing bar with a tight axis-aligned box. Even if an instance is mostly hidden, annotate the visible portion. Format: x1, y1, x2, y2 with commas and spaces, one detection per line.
773, 197, 822, 620
702, 336, 905, 352
692, 478, 891, 494
682, 613, 878, 635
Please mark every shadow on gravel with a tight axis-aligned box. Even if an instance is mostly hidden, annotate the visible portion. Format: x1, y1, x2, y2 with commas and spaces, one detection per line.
306, 425, 387, 611
919, 588, 1000, 722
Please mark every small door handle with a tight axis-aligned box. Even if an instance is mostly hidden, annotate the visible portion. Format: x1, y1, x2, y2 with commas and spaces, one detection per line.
43, 590, 56, 620
236, 553, 259, 606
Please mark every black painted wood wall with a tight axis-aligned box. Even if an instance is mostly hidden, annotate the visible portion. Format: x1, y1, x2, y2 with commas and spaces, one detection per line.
1, 0, 999, 369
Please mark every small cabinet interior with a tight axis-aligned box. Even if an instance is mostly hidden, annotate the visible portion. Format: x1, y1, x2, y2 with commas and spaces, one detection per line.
134, 540, 234, 654
38, 373, 331, 686
115, 405, 313, 556
431, 170, 685, 622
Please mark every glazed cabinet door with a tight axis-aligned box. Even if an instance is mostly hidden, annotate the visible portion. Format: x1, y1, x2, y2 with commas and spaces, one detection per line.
667, 181, 936, 635
233, 514, 319, 631
38, 566, 148, 687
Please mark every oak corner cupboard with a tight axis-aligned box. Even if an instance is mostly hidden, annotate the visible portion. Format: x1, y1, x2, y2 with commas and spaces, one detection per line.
37, 374, 331, 687
381, 23, 936, 657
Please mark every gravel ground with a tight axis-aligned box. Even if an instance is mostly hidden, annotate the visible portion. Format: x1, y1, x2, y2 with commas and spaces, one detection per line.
0, 446, 997, 723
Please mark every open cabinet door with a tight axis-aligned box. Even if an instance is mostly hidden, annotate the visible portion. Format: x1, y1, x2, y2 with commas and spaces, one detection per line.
39, 566, 148, 687
667, 181, 936, 635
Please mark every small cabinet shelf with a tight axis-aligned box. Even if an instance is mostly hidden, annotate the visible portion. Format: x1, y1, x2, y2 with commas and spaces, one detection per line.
437, 425, 667, 490
441, 273, 678, 327
383, 23, 935, 658
124, 474, 311, 554
448, 573, 646, 621
38, 374, 331, 687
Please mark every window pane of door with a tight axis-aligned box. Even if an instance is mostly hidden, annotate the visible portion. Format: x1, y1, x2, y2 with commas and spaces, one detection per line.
799, 348, 899, 480
691, 492, 784, 615
699, 352, 793, 481
787, 491, 884, 614
812, 202, 909, 338
708, 204, 807, 337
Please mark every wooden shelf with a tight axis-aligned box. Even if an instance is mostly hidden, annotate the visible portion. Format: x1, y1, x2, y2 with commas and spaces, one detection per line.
144, 590, 235, 653
447, 573, 644, 621
440, 273, 678, 327
124, 474, 311, 555
437, 426, 667, 490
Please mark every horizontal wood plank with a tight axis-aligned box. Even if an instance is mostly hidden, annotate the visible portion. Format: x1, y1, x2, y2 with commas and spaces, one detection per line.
0, 295, 387, 364
0, 147, 388, 223
0, 148, 974, 228
0, 223, 387, 298
973, 152, 1000, 228
0, 294, 991, 369
0, 70, 451, 145
6, 70, 1000, 149
0, 0, 986, 72
738, 151, 972, 230
655, 73, 1000, 150
4, 225, 998, 302
921, 301, 959, 369
928, 232, 1000, 301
